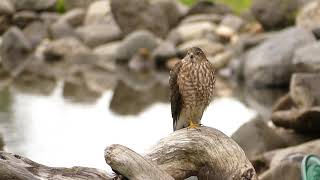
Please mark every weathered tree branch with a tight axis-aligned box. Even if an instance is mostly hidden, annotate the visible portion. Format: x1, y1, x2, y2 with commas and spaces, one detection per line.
105, 126, 257, 180
105, 144, 174, 180
0, 152, 114, 180
0, 127, 257, 180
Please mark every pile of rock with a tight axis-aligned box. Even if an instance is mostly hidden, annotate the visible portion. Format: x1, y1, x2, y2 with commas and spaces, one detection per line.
0, 0, 320, 179
231, 0, 320, 88
232, 74, 320, 180
229, 2, 320, 179
231, 4, 320, 176
0, 0, 255, 103
272, 73, 320, 133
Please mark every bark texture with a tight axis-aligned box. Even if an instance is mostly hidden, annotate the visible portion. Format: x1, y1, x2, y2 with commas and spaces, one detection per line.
105, 127, 257, 180
0, 127, 256, 180
0, 152, 114, 180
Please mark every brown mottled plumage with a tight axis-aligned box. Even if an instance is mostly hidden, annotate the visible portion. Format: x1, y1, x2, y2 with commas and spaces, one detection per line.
169, 47, 215, 131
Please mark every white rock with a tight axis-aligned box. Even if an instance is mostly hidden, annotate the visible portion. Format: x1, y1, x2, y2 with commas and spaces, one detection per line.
85, 0, 111, 25
0, 0, 15, 15
93, 41, 121, 57
208, 51, 233, 69
176, 22, 216, 42
215, 25, 235, 39
296, 1, 320, 30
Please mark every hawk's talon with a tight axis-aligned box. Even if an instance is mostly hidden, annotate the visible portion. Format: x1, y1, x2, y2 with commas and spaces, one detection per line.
187, 120, 201, 131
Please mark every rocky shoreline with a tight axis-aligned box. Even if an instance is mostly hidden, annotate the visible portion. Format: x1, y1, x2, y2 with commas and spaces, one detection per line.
0, 0, 320, 179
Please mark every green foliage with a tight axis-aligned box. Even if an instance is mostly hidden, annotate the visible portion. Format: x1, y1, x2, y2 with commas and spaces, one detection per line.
180, 0, 203, 6
216, 0, 252, 13
179, 0, 252, 13
55, 0, 66, 14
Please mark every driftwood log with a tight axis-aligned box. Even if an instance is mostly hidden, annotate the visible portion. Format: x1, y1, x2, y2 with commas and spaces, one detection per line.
0, 127, 256, 180
0, 152, 114, 180
105, 127, 257, 180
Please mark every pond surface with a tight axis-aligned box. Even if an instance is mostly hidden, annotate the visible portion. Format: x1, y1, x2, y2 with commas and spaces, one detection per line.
0, 71, 285, 171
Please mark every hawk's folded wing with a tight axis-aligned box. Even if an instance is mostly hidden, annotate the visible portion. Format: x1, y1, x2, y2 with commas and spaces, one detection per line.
169, 61, 183, 131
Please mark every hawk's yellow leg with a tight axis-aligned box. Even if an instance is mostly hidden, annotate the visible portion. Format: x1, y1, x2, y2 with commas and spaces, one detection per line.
188, 120, 200, 129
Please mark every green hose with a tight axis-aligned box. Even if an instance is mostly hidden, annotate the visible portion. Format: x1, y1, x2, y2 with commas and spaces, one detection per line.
301, 154, 320, 180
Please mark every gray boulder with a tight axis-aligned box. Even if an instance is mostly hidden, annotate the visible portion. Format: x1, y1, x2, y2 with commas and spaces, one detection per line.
0, 0, 15, 15
296, 1, 320, 30
174, 21, 216, 42
0, 27, 33, 76
75, 24, 122, 48
110, 0, 184, 38
187, 1, 232, 15
180, 14, 223, 25
251, 0, 306, 29
93, 41, 119, 70
290, 73, 320, 108
23, 21, 48, 48
220, 14, 244, 32
111, 0, 167, 38
40, 12, 61, 26
232, 117, 287, 160
49, 19, 76, 39
115, 30, 160, 63
0, 0, 12, 34
64, 0, 96, 10
153, 0, 187, 28
293, 42, 320, 73
42, 37, 90, 62
84, 0, 112, 25
12, 11, 39, 29
94, 41, 121, 58
244, 27, 316, 87
0, 16, 11, 35
12, 0, 56, 11
152, 41, 177, 67
59, 8, 85, 27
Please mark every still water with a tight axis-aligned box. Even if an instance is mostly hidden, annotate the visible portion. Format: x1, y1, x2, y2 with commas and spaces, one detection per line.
0, 76, 263, 171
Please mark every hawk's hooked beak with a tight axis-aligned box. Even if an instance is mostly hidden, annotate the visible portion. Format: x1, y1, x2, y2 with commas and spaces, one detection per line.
189, 53, 195, 62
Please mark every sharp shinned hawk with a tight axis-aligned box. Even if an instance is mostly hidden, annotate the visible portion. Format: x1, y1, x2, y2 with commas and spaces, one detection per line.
169, 47, 216, 131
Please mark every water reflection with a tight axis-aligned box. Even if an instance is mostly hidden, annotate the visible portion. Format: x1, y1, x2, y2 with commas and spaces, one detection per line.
12, 72, 57, 96
110, 80, 169, 115
63, 80, 102, 103
0, 79, 258, 171
0, 89, 10, 151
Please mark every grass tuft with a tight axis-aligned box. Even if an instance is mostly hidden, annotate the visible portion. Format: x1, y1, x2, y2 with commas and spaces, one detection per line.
55, 0, 66, 14
179, 0, 252, 14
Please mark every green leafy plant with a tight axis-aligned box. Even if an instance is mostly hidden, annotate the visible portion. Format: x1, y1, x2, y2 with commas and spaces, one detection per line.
179, 0, 252, 13
56, 0, 66, 14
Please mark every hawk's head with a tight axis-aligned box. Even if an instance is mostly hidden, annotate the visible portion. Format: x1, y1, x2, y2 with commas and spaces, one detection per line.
185, 47, 207, 63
